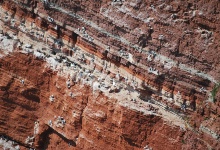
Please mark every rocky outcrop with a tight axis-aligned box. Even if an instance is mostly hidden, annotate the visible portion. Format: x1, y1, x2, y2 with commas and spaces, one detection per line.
0, 0, 220, 149
1, 52, 218, 150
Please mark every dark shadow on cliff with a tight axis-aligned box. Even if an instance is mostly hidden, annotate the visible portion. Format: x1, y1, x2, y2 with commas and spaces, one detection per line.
37, 125, 76, 150
21, 87, 40, 103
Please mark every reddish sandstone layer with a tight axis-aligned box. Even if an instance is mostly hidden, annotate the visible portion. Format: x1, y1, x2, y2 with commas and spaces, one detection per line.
1, 52, 219, 150
0, 0, 220, 149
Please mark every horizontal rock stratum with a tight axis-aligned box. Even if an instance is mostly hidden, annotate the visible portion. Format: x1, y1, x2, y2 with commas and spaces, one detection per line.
0, 0, 219, 150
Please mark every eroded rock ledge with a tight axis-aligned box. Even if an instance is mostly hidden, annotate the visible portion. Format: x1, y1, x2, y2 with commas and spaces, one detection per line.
0, 0, 220, 149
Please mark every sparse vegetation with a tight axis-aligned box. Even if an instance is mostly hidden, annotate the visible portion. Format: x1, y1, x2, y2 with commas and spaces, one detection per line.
181, 139, 186, 144
204, 117, 209, 120
211, 83, 220, 102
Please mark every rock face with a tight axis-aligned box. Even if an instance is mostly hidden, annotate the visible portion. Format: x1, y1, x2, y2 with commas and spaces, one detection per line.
0, 53, 217, 150
0, 0, 220, 150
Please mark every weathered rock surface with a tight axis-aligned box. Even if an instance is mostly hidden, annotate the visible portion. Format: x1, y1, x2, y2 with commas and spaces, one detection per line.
0, 53, 218, 150
0, 0, 220, 149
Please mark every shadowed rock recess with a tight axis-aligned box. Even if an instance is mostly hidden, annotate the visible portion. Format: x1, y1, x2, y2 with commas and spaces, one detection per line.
0, 0, 220, 150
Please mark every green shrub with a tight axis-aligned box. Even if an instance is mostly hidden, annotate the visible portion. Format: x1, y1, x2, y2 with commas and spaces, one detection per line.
211, 83, 220, 102
182, 139, 186, 144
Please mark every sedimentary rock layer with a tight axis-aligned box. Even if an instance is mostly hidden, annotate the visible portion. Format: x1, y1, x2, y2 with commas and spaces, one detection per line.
0, 0, 220, 149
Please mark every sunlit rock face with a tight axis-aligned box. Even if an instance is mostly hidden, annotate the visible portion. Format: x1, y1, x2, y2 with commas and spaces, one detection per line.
0, 0, 220, 150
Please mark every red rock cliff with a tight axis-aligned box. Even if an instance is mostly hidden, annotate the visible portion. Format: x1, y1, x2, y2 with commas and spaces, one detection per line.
0, 0, 220, 149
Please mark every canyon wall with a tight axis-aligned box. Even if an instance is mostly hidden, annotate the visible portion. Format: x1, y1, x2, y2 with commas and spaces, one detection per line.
0, 0, 220, 149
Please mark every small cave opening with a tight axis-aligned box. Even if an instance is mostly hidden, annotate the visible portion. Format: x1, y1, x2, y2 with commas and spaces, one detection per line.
72, 32, 78, 47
